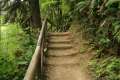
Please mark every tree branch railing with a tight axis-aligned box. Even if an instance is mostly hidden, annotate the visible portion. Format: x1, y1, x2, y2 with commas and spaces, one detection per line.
23, 18, 47, 80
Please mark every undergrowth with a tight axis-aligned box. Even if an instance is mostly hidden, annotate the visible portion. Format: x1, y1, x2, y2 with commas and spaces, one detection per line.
90, 56, 120, 80
0, 23, 36, 80
88, 21, 120, 79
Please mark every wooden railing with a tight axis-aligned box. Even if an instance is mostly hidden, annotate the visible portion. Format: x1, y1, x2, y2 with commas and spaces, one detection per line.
23, 18, 47, 80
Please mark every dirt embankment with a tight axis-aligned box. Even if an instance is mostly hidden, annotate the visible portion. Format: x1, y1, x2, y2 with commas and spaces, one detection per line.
69, 21, 95, 80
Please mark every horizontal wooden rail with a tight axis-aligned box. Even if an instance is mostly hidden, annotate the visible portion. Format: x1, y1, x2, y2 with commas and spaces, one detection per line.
24, 18, 47, 80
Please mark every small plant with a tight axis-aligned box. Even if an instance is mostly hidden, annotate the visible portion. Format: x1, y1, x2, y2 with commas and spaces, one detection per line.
90, 57, 120, 80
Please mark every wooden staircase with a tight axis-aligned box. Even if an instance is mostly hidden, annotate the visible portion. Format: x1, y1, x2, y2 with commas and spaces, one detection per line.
44, 32, 80, 80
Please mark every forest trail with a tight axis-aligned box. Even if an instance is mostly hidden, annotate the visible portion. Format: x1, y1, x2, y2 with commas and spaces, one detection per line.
44, 31, 94, 80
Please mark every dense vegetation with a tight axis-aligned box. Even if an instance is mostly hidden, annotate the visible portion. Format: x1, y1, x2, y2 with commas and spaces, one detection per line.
0, 0, 120, 80
0, 17, 36, 80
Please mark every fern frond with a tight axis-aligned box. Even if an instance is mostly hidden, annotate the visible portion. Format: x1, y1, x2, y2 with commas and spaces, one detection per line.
106, 0, 120, 7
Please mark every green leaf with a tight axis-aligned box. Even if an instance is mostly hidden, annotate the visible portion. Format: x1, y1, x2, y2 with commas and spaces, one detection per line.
106, 0, 120, 7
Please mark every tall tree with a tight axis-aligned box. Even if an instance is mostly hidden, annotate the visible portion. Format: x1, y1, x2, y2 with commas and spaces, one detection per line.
29, 0, 42, 28
0, 0, 42, 28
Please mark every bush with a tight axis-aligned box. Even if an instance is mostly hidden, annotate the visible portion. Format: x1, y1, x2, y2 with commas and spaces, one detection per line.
90, 57, 120, 80
0, 23, 36, 80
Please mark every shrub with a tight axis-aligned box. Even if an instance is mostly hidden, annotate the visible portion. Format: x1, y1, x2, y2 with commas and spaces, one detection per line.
90, 57, 120, 80
0, 23, 36, 80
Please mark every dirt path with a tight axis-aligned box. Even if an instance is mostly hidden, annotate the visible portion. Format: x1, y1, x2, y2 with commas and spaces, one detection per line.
69, 21, 95, 80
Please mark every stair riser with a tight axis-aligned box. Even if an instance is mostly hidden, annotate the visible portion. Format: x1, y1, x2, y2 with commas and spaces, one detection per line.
48, 47, 73, 49
46, 51, 79, 57
44, 62, 80, 66
47, 36, 73, 41
48, 41, 73, 47
48, 32, 71, 36
48, 41, 72, 44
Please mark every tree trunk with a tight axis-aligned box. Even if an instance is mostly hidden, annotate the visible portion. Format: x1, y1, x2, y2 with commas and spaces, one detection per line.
29, 0, 42, 28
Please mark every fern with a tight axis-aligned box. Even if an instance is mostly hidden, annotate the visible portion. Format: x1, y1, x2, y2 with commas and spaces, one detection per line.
106, 0, 120, 7
112, 21, 120, 43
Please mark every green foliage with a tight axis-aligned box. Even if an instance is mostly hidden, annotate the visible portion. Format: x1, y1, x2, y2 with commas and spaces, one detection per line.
41, 0, 73, 32
1, 0, 42, 28
0, 23, 36, 80
106, 0, 120, 7
69, 0, 120, 79
112, 21, 120, 43
73, 0, 120, 54
0, 56, 18, 80
90, 57, 120, 80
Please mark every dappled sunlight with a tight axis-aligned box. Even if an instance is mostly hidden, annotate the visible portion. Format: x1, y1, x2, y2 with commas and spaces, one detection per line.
1, 26, 7, 31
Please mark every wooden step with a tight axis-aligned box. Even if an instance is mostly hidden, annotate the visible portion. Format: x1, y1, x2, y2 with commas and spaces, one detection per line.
48, 39, 72, 44
45, 54, 80, 65
46, 48, 79, 57
48, 32, 71, 36
48, 43, 73, 49
47, 36, 73, 42
44, 64, 81, 80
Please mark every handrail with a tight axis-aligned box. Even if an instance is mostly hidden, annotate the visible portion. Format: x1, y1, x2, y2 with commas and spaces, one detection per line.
24, 18, 47, 80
